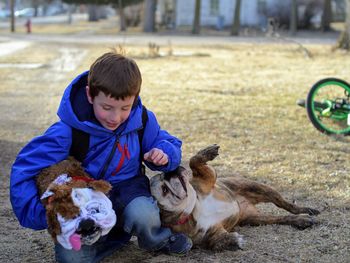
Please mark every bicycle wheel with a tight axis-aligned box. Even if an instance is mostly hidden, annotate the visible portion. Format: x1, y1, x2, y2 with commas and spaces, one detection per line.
306, 78, 350, 135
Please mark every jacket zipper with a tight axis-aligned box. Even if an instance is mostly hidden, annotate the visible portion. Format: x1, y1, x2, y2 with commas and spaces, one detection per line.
99, 136, 120, 179
98, 125, 143, 179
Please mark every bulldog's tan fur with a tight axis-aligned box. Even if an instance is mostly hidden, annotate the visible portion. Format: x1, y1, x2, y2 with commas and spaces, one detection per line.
150, 145, 320, 251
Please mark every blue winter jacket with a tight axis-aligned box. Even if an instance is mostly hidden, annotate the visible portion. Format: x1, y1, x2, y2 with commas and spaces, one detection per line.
10, 71, 182, 230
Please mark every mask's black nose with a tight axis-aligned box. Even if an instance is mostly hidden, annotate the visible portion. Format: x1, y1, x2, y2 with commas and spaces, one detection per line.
77, 218, 96, 235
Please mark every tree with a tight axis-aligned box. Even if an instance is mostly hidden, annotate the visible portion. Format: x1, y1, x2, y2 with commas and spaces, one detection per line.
143, 0, 157, 32
88, 4, 100, 21
321, 0, 332, 31
118, 0, 126, 31
10, 0, 15, 32
192, 0, 201, 34
334, 0, 350, 50
230, 0, 241, 36
290, 0, 297, 36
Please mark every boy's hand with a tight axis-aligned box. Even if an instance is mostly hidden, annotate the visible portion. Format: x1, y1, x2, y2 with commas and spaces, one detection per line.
144, 148, 168, 166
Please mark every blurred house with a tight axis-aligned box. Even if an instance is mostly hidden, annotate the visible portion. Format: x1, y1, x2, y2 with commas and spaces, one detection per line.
156, 0, 345, 30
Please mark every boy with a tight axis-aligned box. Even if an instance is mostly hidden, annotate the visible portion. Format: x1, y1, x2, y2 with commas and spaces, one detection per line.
10, 51, 192, 262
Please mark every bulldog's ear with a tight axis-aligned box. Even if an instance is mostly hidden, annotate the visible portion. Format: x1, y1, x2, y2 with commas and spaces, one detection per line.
178, 166, 192, 181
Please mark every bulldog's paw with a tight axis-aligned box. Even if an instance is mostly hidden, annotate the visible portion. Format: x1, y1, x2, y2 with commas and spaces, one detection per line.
294, 206, 320, 216
211, 231, 245, 251
291, 215, 319, 230
233, 232, 245, 250
196, 144, 220, 162
305, 207, 320, 216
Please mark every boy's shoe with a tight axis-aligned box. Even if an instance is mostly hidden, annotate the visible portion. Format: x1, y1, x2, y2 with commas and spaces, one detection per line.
157, 233, 193, 256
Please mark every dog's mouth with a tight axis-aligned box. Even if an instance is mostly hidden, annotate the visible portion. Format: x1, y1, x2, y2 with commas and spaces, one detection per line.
67, 219, 102, 250
162, 176, 187, 200
79, 228, 102, 245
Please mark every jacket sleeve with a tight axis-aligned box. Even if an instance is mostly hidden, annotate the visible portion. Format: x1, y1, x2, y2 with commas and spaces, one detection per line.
141, 110, 182, 172
10, 121, 72, 230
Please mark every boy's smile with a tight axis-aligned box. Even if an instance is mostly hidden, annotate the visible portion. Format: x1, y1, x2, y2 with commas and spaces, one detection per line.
86, 86, 135, 131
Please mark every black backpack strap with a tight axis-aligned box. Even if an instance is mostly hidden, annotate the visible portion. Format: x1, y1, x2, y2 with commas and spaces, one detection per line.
138, 105, 148, 175
70, 127, 90, 163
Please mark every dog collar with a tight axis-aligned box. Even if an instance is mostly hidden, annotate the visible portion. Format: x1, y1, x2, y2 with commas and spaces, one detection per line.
175, 213, 192, 225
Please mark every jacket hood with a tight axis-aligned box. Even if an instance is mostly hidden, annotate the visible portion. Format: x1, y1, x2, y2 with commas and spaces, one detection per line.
57, 71, 143, 136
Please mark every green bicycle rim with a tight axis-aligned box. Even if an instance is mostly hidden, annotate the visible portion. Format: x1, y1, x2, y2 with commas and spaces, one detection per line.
310, 80, 350, 134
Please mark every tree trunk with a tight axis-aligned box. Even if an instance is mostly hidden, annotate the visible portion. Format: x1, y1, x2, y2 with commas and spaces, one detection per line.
118, 0, 126, 31
143, 0, 157, 32
289, 0, 297, 36
321, 0, 332, 32
192, 0, 201, 34
230, 0, 241, 36
33, 0, 40, 17
334, 0, 350, 50
88, 4, 99, 22
10, 0, 15, 32
67, 5, 73, 24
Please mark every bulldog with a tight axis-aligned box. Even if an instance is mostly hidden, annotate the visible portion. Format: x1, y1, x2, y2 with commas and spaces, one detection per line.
37, 157, 116, 251
150, 145, 320, 251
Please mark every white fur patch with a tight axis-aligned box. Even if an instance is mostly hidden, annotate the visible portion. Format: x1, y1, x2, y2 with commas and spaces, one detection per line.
194, 193, 239, 231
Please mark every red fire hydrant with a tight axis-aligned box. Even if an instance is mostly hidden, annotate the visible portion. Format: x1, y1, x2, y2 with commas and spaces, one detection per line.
25, 19, 32, 34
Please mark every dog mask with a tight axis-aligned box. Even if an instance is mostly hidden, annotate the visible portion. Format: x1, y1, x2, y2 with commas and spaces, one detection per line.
37, 158, 116, 251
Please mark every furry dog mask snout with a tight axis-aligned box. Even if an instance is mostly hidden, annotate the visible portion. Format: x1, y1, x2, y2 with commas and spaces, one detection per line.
77, 218, 99, 235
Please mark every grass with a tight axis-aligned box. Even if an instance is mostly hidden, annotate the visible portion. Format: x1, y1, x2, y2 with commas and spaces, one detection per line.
1, 41, 349, 200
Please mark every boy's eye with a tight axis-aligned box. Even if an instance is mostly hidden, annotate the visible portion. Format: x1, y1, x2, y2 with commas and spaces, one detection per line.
102, 106, 112, 110
122, 107, 130, 111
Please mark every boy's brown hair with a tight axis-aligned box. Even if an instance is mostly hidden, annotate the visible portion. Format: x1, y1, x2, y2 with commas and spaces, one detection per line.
88, 51, 142, 101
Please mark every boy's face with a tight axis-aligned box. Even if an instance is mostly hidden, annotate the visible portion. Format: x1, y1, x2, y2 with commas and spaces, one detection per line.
86, 86, 135, 131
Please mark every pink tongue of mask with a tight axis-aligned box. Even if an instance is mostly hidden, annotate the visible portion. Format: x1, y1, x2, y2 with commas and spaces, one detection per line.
69, 233, 82, 251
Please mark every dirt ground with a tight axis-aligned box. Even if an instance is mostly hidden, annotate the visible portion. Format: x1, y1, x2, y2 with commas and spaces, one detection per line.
0, 31, 349, 263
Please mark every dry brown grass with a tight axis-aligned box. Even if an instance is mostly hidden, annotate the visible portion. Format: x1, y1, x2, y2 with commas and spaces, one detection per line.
0, 39, 349, 263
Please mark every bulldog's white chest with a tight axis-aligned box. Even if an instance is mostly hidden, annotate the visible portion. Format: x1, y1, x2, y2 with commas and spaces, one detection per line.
193, 193, 239, 232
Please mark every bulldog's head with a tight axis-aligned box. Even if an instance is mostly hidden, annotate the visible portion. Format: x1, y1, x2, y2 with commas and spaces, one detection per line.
150, 166, 196, 215
37, 158, 116, 251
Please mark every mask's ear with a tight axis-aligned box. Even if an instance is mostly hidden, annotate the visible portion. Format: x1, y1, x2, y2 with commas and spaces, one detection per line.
41, 190, 54, 201
88, 180, 112, 194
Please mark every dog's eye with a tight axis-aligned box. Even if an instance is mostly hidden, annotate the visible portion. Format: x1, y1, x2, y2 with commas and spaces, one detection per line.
162, 185, 169, 195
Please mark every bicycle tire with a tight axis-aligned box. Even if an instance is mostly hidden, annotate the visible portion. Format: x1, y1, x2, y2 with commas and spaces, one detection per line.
306, 78, 350, 135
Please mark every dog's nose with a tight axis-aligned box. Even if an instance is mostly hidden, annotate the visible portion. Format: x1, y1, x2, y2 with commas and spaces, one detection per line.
77, 218, 96, 235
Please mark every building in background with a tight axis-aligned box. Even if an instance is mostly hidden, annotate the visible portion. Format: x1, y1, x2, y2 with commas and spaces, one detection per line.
156, 0, 345, 30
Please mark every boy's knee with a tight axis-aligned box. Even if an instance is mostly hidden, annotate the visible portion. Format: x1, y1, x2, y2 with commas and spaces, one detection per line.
123, 196, 160, 233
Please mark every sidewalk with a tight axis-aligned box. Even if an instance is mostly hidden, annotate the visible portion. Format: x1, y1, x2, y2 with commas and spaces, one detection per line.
0, 30, 340, 47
